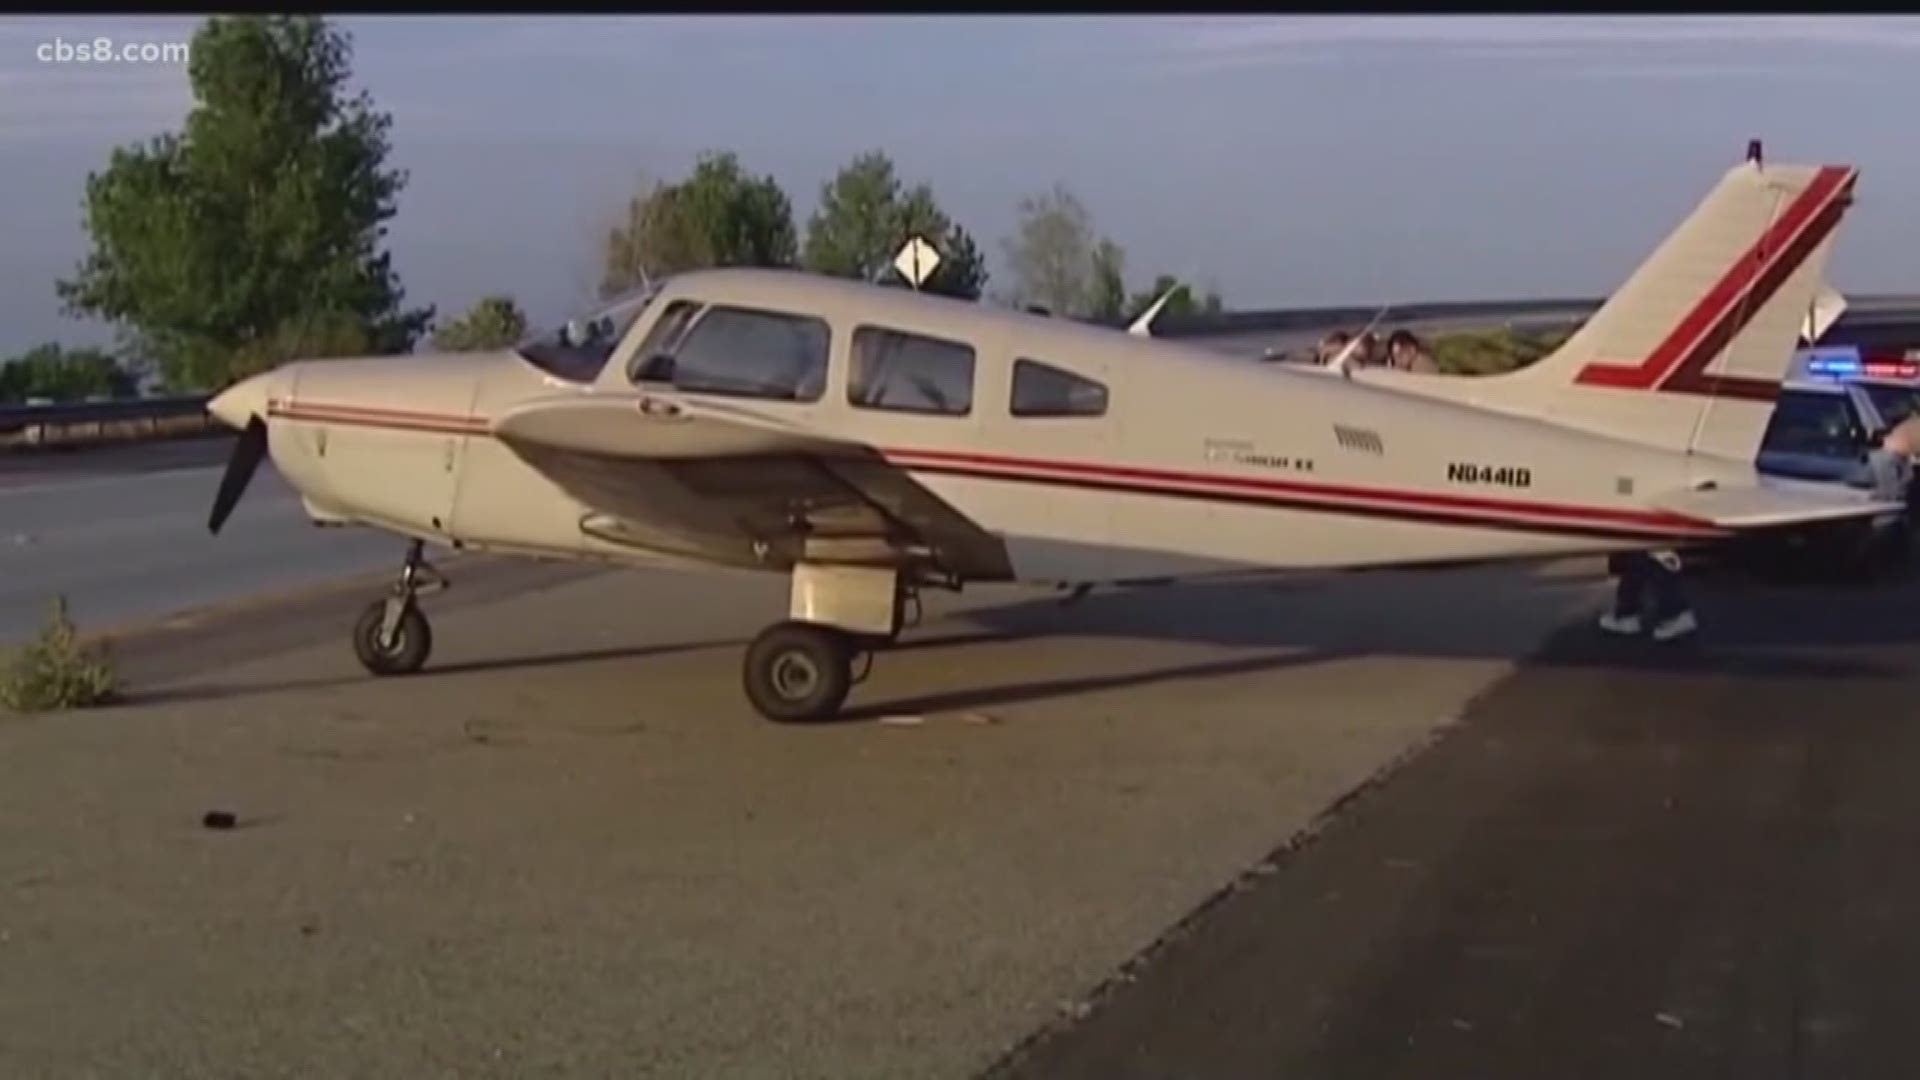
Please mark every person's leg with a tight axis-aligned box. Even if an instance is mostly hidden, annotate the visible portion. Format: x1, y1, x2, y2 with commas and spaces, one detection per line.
1599, 552, 1648, 633
1648, 550, 1699, 640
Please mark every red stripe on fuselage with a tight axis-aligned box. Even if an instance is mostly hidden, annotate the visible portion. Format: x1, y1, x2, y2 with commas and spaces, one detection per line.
1574, 164, 1855, 398
879, 448, 1722, 537
268, 400, 490, 435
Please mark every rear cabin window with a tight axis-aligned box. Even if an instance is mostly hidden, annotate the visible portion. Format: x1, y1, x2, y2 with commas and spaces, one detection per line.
848, 326, 975, 417
1011, 358, 1108, 417
644, 305, 831, 402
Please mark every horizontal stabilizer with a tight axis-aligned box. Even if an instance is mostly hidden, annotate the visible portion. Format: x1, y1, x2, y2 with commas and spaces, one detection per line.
1651, 479, 1902, 532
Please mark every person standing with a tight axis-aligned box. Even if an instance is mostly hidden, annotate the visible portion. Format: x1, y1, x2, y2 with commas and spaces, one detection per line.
1599, 548, 1698, 642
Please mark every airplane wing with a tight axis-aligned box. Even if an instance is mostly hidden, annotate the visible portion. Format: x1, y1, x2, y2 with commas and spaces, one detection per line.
1651, 479, 1904, 531
489, 390, 1015, 580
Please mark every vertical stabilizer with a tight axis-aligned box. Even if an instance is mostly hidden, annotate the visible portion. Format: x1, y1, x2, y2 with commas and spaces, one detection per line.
1471, 153, 1857, 462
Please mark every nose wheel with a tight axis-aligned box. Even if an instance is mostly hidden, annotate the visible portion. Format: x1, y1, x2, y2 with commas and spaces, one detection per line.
743, 621, 856, 723
352, 540, 446, 676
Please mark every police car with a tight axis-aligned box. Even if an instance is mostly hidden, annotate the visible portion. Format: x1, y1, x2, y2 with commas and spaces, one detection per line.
1745, 347, 1917, 571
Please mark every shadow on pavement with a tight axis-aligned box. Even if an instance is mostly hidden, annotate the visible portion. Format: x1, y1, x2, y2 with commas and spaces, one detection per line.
947, 566, 1911, 683
119, 638, 736, 708
111, 558, 1920, 717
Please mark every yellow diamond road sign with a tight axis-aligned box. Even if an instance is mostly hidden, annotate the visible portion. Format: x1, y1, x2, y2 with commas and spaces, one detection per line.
893, 237, 941, 288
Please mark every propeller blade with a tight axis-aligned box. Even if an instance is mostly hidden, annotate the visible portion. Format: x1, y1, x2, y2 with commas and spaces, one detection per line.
208, 416, 267, 535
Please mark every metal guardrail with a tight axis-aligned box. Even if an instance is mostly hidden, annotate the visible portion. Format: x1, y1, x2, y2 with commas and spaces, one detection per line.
1145, 298, 1600, 338
0, 394, 212, 434
1152, 294, 1920, 341
0, 394, 216, 449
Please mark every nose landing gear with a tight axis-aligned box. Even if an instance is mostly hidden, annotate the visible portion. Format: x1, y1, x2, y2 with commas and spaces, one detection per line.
352, 540, 448, 676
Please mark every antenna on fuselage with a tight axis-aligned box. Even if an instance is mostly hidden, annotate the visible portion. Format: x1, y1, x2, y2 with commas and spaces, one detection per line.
1327, 304, 1394, 379
1127, 287, 1178, 337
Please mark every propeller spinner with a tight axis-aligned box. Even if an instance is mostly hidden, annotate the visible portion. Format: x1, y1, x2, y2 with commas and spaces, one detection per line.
204, 373, 274, 535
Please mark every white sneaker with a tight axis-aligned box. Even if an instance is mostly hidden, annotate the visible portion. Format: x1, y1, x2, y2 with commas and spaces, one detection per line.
1598, 611, 1642, 635
1651, 610, 1699, 642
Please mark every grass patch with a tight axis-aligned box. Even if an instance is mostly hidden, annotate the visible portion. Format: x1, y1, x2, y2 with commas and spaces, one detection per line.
1430, 324, 1578, 376
0, 595, 118, 713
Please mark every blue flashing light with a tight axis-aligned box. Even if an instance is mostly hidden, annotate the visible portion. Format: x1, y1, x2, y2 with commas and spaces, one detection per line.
1794, 345, 1863, 380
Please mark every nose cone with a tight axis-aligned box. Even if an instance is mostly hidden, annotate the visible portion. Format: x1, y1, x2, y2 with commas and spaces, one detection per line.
208, 372, 272, 431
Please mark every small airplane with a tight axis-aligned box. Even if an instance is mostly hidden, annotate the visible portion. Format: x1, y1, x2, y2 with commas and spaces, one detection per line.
204, 146, 1893, 723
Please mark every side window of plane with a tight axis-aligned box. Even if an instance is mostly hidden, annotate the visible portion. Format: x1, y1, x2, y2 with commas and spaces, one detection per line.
1010, 358, 1108, 418
662, 305, 832, 402
848, 326, 976, 417
627, 300, 704, 384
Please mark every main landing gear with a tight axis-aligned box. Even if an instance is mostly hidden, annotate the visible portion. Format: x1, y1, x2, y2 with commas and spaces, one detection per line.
742, 563, 921, 723
352, 539, 447, 676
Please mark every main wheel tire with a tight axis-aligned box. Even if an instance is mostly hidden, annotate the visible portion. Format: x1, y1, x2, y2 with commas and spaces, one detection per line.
743, 621, 853, 723
352, 599, 433, 676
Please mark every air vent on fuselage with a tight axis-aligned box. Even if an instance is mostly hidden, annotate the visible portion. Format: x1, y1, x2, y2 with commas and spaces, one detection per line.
1333, 424, 1385, 455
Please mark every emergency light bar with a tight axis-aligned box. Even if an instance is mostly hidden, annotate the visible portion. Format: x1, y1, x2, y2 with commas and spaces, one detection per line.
1799, 347, 1920, 382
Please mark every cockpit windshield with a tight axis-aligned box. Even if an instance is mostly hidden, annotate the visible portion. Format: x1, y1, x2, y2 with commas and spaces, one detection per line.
515, 283, 662, 383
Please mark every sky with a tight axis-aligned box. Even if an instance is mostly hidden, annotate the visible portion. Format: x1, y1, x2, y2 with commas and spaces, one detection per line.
3, 14, 1920, 356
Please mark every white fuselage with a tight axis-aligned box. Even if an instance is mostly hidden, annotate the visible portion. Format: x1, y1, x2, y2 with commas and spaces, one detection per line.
251, 321, 1748, 588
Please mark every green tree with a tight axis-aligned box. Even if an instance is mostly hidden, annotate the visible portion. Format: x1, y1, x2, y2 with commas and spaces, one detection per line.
601, 152, 797, 297
802, 150, 988, 300
1089, 240, 1127, 321
0, 343, 137, 403
56, 16, 431, 392
802, 150, 901, 281
431, 295, 528, 352
1002, 183, 1127, 318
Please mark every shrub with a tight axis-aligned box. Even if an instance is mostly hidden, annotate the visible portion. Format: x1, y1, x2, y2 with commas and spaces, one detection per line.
1431, 324, 1577, 376
0, 595, 118, 713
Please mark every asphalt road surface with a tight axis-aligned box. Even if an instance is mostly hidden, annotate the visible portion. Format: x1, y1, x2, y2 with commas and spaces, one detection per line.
989, 564, 1920, 1080
0, 555, 1598, 1078
0, 437, 397, 643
